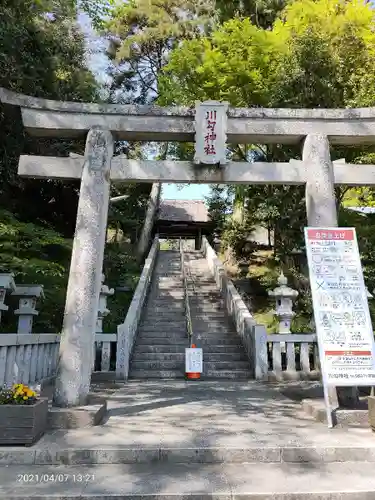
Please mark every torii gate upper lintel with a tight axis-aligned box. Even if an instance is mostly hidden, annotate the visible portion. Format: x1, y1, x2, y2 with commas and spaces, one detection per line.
2, 86, 375, 144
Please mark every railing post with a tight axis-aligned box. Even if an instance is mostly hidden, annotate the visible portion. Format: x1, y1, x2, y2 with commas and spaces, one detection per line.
95, 274, 114, 371
254, 324, 268, 380
96, 274, 115, 333
12, 285, 44, 334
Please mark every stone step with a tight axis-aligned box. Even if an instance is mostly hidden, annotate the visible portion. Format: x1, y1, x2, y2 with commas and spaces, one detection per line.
137, 328, 237, 337
191, 314, 229, 320
136, 332, 187, 340
131, 360, 250, 370
151, 291, 184, 295
140, 318, 186, 324
152, 281, 184, 286
154, 276, 183, 280
203, 369, 252, 379
144, 314, 186, 321
132, 352, 248, 361
139, 323, 186, 330
10, 461, 371, 498
135, 338, 189, 346
135, 340, 242, 349
128, 369, 251, 379
129, 370, 185, 379
133, 344, 244, 353
192, 325, 236, 333
151, 297, 221, 303
147, 306, 185, 312
131, 360, 185, 370
136, 339, 241, 348
144, 314, 229, 322
189, 304, 225, 310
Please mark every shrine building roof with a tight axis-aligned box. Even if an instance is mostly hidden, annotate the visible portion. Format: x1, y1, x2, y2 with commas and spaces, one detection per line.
158, 200, 209, 223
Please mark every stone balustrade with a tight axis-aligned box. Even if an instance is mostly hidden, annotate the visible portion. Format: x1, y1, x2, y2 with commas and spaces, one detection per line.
266, 333, 320, 381
116, 236, 160, 380
0, 273, 118, 388
252, 328, 320, 381
94, 333, 117, 373
0, 334, 60, 388
201, 236, 261, 377
0, 258, 325, 385
0, 333, 119, 388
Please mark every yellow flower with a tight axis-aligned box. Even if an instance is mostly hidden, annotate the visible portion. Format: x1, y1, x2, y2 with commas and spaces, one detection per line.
23, 396, 28, 400
26, 390, 34, 398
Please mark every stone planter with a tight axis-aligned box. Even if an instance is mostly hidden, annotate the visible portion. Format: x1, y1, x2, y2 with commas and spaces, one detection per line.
0, 398, 48, 446
368, 389, 375, 432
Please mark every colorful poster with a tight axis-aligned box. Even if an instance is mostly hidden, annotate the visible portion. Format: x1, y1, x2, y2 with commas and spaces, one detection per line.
305, 227, 375, 386
185, 348, 203, 373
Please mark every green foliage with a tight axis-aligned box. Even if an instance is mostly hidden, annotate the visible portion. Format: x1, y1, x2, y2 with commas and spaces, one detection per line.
220, 217, 257, 262
0, 210, 71, 333
159, 18, 277, 106
205, 185, 232, 238
0, 0, 99, 236
104, 0, 217, 103
160, 0, 375, 269
216, 0, 286, 28
0, 208, 143, 335
103, 242, 142, 332
80, 0, 116, 29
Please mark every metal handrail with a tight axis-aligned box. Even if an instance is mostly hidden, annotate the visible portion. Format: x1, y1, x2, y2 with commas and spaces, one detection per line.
180, 238, 193, 345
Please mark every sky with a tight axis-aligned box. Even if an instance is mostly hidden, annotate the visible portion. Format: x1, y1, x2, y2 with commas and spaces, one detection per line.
162, 184, 210, 201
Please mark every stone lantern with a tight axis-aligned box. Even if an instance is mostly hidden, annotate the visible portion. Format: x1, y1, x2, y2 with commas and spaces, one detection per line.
268, 273, 298, 350
12, 285, 44, 334
0, 273, 16, 325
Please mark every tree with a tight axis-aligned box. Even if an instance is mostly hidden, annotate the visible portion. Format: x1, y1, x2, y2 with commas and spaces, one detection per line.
105, 0, 216, 103
205, 185, 232, 238
0, 0, 99, 236
159, 0, 375, 261
216, 0, 286, 28
103, 0, 218, 258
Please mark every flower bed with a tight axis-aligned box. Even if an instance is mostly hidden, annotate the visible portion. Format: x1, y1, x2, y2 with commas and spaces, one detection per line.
0, 384, 48, 446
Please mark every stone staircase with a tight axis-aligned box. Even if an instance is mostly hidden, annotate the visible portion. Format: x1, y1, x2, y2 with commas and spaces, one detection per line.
129, 249, 252, 379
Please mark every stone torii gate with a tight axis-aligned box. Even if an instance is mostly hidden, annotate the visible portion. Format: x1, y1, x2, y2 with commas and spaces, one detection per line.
2, 88, 375, 409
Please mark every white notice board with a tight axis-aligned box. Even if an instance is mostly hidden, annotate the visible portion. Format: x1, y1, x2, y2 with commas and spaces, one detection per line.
305, 227, 375, 386
185, 348, 203, 373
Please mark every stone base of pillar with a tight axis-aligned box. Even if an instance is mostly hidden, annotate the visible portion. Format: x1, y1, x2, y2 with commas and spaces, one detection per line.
48, 401, 107, 429
337, 387, 360, 409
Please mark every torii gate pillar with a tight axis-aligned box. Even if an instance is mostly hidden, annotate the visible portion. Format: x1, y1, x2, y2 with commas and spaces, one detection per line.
53, 127, 113, 407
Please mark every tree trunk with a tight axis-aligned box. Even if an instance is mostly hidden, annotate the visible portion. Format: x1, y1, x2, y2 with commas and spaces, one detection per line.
137, 182, 161, 261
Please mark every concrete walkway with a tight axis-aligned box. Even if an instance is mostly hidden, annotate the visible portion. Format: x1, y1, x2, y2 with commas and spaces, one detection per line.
2, 381, 375, 498
2, 381, 375, 459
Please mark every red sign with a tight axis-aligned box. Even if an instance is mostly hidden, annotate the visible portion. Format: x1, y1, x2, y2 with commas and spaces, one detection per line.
307, 229, 354, 241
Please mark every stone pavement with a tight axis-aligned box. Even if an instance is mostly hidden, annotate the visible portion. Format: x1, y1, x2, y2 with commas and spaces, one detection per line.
1, 380, 375, 498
